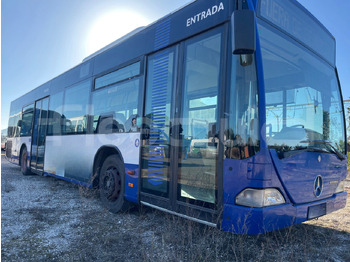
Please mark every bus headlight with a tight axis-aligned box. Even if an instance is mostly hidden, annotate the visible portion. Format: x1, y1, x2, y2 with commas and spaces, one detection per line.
335, 181, 345, 193
235, 188, 286, 208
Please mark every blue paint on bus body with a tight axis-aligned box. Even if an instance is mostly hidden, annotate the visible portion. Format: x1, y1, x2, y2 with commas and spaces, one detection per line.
222, 151, 347, 234
222, 191, 347, 234
124, 163, 139, 203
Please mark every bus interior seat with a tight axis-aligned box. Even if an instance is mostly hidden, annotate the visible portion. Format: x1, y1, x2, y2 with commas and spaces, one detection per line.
114, 113, 126, 132
96, 114, 122, 134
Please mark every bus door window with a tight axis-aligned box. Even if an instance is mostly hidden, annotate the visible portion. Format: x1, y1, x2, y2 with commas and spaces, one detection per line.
178, 30, 223, 206
141, 48, 175, 197
30, 97, 49, 170
36, 98, 49, 170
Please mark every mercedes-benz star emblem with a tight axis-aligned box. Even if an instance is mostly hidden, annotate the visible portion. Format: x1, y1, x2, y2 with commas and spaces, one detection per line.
314, 176, 323, 197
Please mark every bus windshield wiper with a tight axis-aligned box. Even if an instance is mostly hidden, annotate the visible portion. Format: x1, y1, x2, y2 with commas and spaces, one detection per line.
276, 146, 329, 159
300, 140, 346, 161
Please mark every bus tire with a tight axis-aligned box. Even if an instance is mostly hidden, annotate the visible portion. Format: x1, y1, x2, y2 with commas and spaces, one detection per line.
20, 147, 31, 176
99, 154, 129, 213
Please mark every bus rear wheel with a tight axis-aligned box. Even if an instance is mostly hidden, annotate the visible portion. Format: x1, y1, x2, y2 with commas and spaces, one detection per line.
99, 155, 129, 213
20, 148, 31, 176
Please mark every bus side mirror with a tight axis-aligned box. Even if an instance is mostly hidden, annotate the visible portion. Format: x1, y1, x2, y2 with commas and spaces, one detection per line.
231, 9, 256, 55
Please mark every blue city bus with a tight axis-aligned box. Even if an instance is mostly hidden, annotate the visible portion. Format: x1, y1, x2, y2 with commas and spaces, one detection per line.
6, 0, 347, 234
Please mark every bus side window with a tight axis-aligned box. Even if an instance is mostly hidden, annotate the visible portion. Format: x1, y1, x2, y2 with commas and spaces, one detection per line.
20, 104, 34, 137
92, 78, 140, 135
225, 55, 259, 159
62, 81, 90, 135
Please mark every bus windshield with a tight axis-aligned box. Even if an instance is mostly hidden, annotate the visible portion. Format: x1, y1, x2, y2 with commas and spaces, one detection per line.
259, 23, 346, 158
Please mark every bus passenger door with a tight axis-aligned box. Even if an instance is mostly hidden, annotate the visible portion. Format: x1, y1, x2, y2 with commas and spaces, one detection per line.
140, 46, 177, 208
30, 97, 49, 172
175, 28, 223, 216
141, 27, 224, 224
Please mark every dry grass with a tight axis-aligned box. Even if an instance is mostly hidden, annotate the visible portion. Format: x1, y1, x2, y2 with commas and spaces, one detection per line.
2, 154, 350, 262
139, 188, 350, 262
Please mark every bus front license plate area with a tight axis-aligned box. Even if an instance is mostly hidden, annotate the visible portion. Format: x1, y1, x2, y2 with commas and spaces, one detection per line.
308, 203, 326, 220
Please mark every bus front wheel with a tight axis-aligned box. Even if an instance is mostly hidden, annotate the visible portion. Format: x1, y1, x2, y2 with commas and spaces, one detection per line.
99, 155, 129, 213
20, 148, 31, 176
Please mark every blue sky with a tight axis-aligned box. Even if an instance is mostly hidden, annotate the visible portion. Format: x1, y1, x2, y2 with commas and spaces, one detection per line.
2, 0, 350, 129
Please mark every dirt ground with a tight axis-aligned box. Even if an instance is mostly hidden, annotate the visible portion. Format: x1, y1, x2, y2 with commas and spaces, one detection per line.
2, 153, 350, 262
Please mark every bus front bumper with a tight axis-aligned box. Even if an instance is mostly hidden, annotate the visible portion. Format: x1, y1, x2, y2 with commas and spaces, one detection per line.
221, 191, 347, 234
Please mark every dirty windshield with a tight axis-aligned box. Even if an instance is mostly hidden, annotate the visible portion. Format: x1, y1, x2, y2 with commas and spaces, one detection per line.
259, 23, 346, 158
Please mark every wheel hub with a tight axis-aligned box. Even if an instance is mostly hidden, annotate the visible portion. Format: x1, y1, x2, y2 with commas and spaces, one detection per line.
103, 167, 121, 201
